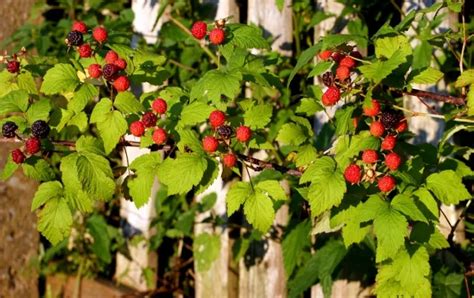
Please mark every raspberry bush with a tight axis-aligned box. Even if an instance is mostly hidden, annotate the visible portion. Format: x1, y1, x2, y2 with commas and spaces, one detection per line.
1, 1, 473, 296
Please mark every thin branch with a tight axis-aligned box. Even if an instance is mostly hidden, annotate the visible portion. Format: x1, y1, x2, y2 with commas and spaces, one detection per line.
399, 88, 466, 106
393, 105, 474, 124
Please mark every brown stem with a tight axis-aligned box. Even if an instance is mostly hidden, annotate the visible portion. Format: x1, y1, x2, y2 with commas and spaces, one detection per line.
399, 89, 466, 106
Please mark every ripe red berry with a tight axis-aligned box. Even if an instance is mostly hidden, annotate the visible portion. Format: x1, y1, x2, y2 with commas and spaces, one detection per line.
152, 128, 167, 145
318, 50, 332, 60
141, 112, 158, 128
395, 119, 408, 133
223, 153, 237, 168
331, 52, 344, 63
202, 136, 219, 153
11, 149, 25, 164
191, 21, 207, 40
336, 66, 350, 81
113, 76, 130, 92
72, 21, 87, 34
209, 28, 225, 45
130, 121, 145, 137
92, 27, 108, 43
209, 110, 226, 128
25, 137, 41, 155
152, 98, 167, 114
322, 86, 341, 106
105, 50, 119, 63
385, 152, 402, 171
114, 58, 127, 70
378, 175, 396, 192
362, 149, 378, 164
236, 125, 252, 143
381, 135, 397, 151
6, 60, 20, 73
363, 99, 381, 117
344, 164, 362, 184
370, 121, 385, 137
88, 64, 102, 78
77, 44, 92, 58
339, 56, 356, 68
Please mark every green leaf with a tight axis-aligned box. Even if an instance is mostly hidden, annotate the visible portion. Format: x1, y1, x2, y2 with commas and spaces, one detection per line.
308, 61, 333, 78
190, 69, 242, 103
296, 98, 323, 116
40, 63, 80, 95
75, 136, 105, 156
76, 152, 115, 201
391, 193, 428, 223
426, 170, 471, 204
256, 180, 287, 201
296, 145, 318, 167
31, 181, 63, 211
282, 219, 311, 276
433, 269, 464, 298
227, 24, 269, 50
22, 157, 56, 182
60, 154, 94, 212
334, 105, 356, 136
177, 129, 204, 154
277, 123, 306, 146
0, 158, 19, 181
375, 35, 412, 59
288, 44, 321, 87
409, 67, 443, 85
86, 215, 112, 263
0, 89, 29, 115
243, 192, 275, 232
194, 233, 221, 272
128, 153, 162, 208
335, 132, 380, 168
226, 181, 252, 216
374, 205, 407, 262
455, 69, 474, 87
157, 153, 207, 195
0, 70, 19, 97
68, 83, 98, 113
37, 197, 72, 245
17, 71, 37, 95
359, 49, 408, 84
114, 91, 144, 114
179, 101, 214, 127
244, 104, 273, 129
26, 99, 51, 124
467, 85, 474, 116
303, 157, 346, 217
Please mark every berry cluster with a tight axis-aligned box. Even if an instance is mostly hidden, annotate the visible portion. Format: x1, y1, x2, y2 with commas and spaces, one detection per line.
66, 21, 130, 93
128, 98, 168, 145
191, 20, 226, 45
202, 110, 252, 168
343, 99, 408, 193
2, 120, 50, 164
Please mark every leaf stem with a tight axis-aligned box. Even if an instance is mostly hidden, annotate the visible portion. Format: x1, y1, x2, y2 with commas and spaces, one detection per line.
392, 105, 474, 124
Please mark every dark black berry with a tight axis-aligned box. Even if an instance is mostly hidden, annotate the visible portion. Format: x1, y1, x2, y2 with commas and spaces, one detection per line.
217, 125, 233, 139
322, 72, 334, 87
6, 60, 20, 73
2, 121, 18, 138
141, 112, 157, 128
66, 30, 84, 46
31, 120, 50, 138
102, 63, 118, 81
381, 110, 403, 130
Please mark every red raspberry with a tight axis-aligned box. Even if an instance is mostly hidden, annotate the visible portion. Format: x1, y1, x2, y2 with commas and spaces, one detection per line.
395, 119, 408, 133
223, 153, 237, 168
77, 44, 92, 58
336, 66, 350, 81
11, 149, 25, 164
88, 64, 102, 78
209, 28, 225, 45
202, 136, 219, 153
105, 50, 119, 63
6, 60, 20, 73
191, 21, 207, 39
339, 56, 356, 68
370, 121, 385, 137
362, 149, 378, 164
152, 128, 167, 145
236, 125, 252, 143
318, 50, 332, 60
114, 58, 127, 70
378, 175, 396, 192
141, 112, 157, 128
72, 21, 87, 34
322, 86, 340, 106
331, 52, 344, 63
344, 164, 362, 184
25, 137, 41, 155
152, 98, 167, 114
92, 27, 108, 43
381, 135, 397, 151
209, 110, 226, 128
363, 99, 381, 117
113, 76, 130, 92
130, 121, 145, 137
385, 152, 402, 171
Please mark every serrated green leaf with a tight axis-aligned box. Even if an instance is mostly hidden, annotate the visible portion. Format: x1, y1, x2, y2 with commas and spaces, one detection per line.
75, 136, 105, 156
276, 123, 306, 146
31, 181, 63, 211
227, 24, 269, 50
177, 129, 204, 154
179, 101, 214, 127
244, 192, 275, 232
0, 70, 19, 97
433, 269, 464, 298
288, 44, 321, 87
40, 63, 79, 95
282, 219, 311, 276
296, 145, 318, 167
0, 89, 29, 115
256, 180, 287, 201
454, 69, 474, 87
128, 152, 162, 208
467, 85, 474, 116
296, 98, 323, 116
409, 67, 443, 85
374, 205, 407, 262
114, 91, 144, 114
359, 49, 408, 84
308, 61, 333, 78
244, 104, 273, 129
22, 157, 56, 182
26, 99, 51, 124
76, 152, 115, 201
375, 35, 412, 59
17, 71, 37, 95
195, 157, 219, 195
226, 181, 252, 216
68, 83, 98, 113
86, 214, 111, 263
426, 170, 471, 204
0, 157, 19, 181
334, 105, 356, 136
157, 153, 207, 195
194, 233, 221, 272
190, 69, 242, 103
37, 197, 72, 245
391, 193, 428, 223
